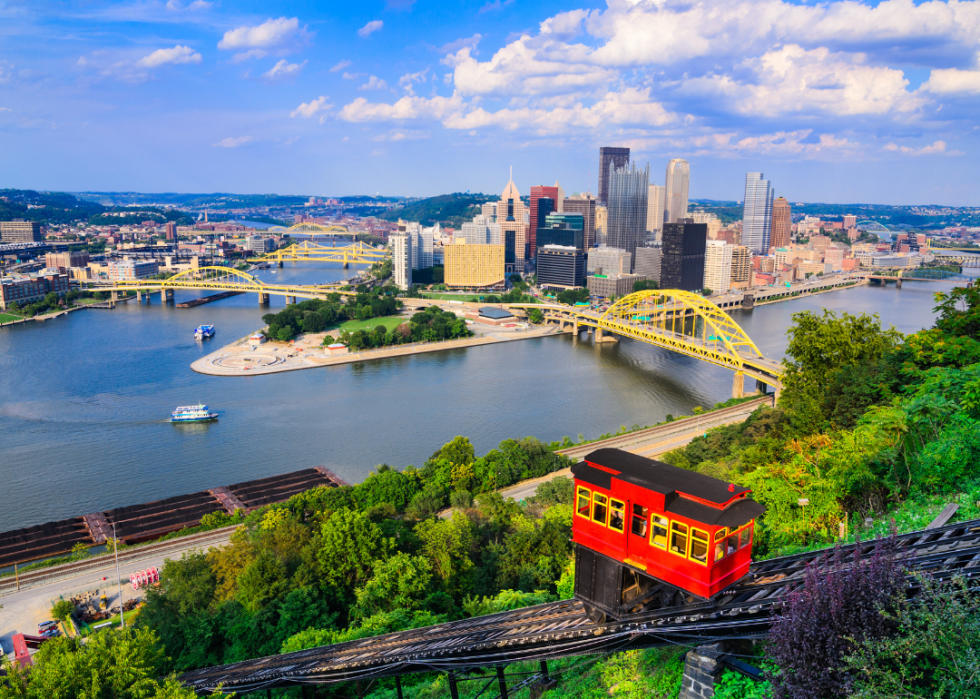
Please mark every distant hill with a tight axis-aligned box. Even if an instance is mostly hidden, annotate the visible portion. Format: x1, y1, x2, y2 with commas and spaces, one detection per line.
375, 193, 496, 227
0, 189, 105, 224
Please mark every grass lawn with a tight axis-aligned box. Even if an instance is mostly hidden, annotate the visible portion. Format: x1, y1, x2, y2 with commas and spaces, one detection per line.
0, 312, 23, 323
327, 316, 406, 334
421, 292, 485, 301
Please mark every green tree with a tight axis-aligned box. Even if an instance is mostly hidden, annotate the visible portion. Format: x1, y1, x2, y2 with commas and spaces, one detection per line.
415, 512, 475, 595
316, 508, 392, 588
633, 279, 659, 292
0, 627, 206, 699
351, 552, 433, 619
780, 309, 902, 435
50, 599, 74, 622
527, 308, 545, 324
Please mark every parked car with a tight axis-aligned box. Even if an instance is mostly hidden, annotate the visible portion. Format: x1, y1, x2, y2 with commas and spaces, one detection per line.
40, 628, 61, 638
36, 620, 58, 632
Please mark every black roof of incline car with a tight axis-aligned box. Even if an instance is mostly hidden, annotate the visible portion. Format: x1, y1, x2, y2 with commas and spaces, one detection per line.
573, 448, 766, 528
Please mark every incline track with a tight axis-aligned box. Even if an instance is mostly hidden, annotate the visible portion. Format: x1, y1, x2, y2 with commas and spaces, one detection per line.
182, 517, 980, 695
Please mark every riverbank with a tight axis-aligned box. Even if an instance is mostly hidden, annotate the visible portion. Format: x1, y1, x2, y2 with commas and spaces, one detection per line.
0, 294, 136, 328
191, 321, 563, 376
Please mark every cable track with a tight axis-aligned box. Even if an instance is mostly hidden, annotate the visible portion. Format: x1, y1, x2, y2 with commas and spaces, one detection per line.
181, 517, 980, 694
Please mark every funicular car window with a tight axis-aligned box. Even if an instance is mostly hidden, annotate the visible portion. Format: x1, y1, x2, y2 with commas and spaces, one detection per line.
727, 533, 738, 555
576, 487, 591, 518
631, 504, 649, 537
609, 499, 626, 532
690, 528, 709, 565
739, 527, 751, 549
592, 493, 608, 525
670, 522, 688, 556
651, 515, 668, 549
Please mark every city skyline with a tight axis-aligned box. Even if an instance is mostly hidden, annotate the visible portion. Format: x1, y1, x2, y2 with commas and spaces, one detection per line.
1, 1, 979, 205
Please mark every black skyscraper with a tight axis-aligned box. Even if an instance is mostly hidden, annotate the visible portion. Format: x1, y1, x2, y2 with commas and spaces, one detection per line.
598, 147, 630, 206
660, 221, 707, 291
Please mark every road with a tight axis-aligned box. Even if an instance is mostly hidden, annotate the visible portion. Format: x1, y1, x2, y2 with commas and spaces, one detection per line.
0, 528, 234, 656
489, 395, 775, 505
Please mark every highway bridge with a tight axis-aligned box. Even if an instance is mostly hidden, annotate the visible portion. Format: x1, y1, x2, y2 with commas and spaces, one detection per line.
256, 240, 389, 268
180, 516, 980, 696
522, 290, 783, 397
100, 266, 355, 305
268, 222, 358, 237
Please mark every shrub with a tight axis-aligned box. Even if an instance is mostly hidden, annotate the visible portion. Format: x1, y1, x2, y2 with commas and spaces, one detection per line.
767, 536, 908, 699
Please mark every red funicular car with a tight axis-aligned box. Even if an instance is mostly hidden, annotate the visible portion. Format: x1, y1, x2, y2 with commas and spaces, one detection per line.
572, 448, 765, 623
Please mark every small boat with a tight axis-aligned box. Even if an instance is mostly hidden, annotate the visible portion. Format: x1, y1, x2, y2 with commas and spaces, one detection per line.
171, 404, 219, 423
195, 324, 215, 339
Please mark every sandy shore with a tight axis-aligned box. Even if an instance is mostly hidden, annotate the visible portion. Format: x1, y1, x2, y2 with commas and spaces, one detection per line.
191, 322, 563, 376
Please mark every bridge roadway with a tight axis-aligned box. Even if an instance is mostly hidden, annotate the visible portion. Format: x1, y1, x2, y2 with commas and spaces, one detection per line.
180, 516, 980, 695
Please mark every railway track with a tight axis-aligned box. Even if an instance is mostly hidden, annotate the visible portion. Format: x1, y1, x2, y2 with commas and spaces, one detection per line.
181, 517, 980, 695
0, 526, 237, 595
556, 396, 774, 461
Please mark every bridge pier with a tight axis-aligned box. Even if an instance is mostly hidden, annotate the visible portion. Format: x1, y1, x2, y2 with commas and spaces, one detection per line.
136, 290, 142, 303
160, 288, 173, 304
896, 278, 903, 289
258, 292, 270, 306
286, 295, 296, 305
595, 327, 618, 343
110, 290, 118, 307
732, 371, 745, 399
278, 260, 283, 268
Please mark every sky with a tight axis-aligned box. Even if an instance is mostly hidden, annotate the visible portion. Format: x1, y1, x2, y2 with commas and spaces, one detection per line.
1, 0, 980, 205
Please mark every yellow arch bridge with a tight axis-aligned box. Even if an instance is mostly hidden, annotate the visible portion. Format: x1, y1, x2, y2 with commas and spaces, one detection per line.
525, 290, 783, 397
101, 266, 353, 306
257, 240, 389, 268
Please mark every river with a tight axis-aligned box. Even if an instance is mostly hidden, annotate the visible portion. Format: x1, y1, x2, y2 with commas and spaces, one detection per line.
0, 263, 961, 531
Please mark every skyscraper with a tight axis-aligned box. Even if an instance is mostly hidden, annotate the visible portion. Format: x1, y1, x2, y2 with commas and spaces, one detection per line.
742, 173, 775, 253
529, 185, 559, 258
606, 161, 649, 269
598, 147, 630, 206
664, 159, 690, 224
730, 245, 752, 289
563, 195, 596, 249
498, 171, 526, 273
391, 230, 412, 290
647, 183, 665, 236
703, 240, 733, 294
660, 221, 707, 291
554, 181, 565, 212
771, 197, 791, 250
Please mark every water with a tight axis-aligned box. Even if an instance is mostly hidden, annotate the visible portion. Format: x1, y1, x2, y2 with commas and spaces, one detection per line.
0, 270, 958, 531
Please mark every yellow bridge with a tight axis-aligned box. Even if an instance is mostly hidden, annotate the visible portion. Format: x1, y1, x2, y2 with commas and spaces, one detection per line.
256, 240, 389, 268
268, 223, 356, 237
101, 266, 353, 306
527, 290, 783, 397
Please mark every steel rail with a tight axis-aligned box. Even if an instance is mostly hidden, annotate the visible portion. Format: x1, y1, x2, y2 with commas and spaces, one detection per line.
0, 526, 237, 595
180, 517, 980, 695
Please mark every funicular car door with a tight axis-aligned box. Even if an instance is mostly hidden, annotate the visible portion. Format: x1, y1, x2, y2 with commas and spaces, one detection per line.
626, 499, 651, 566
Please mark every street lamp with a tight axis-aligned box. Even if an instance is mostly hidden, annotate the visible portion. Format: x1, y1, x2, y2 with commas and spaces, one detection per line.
111, 522, 125, 629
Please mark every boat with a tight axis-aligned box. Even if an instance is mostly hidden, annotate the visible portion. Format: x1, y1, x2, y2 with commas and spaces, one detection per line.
195, 325, 215, 339
170, 404, 219, 423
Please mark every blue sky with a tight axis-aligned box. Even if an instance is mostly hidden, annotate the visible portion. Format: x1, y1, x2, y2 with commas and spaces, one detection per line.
2, 0, 980, 205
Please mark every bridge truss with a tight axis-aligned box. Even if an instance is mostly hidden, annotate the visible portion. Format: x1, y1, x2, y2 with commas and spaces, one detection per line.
102, 266, 348, 303
257, 240, 389, 267
541, 290, 783, 393
268, 223, 353, 236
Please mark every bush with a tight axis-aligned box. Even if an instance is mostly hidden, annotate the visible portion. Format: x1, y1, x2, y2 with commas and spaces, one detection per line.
767, 536, 908, 699
449, 490, 472, 509
51, 599, 74, 622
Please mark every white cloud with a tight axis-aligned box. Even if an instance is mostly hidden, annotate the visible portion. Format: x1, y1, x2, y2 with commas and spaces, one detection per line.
136, 45, 202, 68
437, 34, 483, 54
330, 60, 352, 73
262, 59, 305, 82
291, 96, 331, 118
374, 129, 430, 142
359, 75, 389, 91
883, 140, 964, 155
398, 69, 429, 94
342, 71, 362, 80
922, 67, 980, 94
218, 17, 309, 60
479, 0, 514, 14
166, 0, 211, 10
339, 93, 465, 122
0, 107, 11, 113
212, 136, 253, 148
358, 20, 383, 38
682, 45, 924, 117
